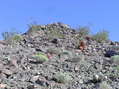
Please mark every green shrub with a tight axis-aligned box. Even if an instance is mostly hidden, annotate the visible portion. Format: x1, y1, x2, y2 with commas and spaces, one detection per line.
33, 52, 49, 63
111, 55, 119, 65
54, 72, 72, 83
93, 30, 109, 43
99, 81, 112, 89
12, 34, 23, 42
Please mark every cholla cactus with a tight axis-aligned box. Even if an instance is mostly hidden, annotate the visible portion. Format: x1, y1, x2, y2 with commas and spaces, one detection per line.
99, 81, 112, 89
33, 52, 49, 63
54, 72, 72, 83
111, 55, 119, 65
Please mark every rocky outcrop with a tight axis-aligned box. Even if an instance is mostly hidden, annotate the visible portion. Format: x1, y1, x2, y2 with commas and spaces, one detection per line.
0, 23, 119, 89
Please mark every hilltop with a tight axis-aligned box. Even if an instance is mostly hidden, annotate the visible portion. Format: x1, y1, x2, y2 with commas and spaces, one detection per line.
0, 22, 119, 89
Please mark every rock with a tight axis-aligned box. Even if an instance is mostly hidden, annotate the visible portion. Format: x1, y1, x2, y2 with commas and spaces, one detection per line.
30, 75, 39, 83
0, 73, 7, 79
47, 48, 62, 55
27, 85, 35, 89
2, 69, 13, 76
51, 38, 59, 44
35, 46, 47, 52
74, 66, 79, 72
79, 40, 86, 51
0, 83, 7, 88
66, 57, 81, 62
0, 63, 4, 70
91, 74, 102, 83
79, 79, 83, 84
35, 78, 49, 87
0, 40, 7, 45
66, 55, 84, 63
9, 57, 18, 68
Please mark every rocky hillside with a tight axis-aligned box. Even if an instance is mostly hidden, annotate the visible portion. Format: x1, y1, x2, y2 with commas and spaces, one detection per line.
0, 22, 119, 89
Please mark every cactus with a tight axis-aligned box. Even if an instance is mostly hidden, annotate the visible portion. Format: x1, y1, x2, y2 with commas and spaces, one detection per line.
33, 52, 49, 63
99, 81, 112, 89
111, 55, 119, 65
54, 72, 72, 83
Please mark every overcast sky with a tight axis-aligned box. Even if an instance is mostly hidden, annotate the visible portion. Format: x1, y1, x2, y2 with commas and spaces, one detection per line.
0, 0, 119, 41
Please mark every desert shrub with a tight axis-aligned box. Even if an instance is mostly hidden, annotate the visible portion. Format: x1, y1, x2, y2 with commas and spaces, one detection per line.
29, 25, 44, 31
33, 52, 49, 63
99, 81, 112, 89
2, 31, 18, 40
47, 48, 62, 55
77, 26, 90, 37
28, 21, 43, 31
92, 30, 109, 43
12, 34, 23, 42
27, 23, 46, 36
47, 29, 65, 39
54, 72, 72, 83
111, 55, 119, 65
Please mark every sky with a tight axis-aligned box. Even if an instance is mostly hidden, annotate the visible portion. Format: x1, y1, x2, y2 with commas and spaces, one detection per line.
0, 0, 119, 41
